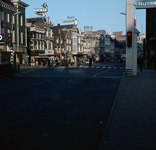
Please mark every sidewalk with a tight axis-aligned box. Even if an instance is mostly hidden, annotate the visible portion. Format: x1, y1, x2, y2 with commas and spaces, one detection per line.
99, 68, 156, 150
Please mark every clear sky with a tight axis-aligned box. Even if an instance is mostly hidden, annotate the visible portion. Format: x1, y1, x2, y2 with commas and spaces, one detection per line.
25, 0, 146, 35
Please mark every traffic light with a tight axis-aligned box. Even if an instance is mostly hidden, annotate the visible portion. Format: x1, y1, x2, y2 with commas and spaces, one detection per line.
10, 50, 14, 64
7, 33, 13, 47
127, 31, 132, 48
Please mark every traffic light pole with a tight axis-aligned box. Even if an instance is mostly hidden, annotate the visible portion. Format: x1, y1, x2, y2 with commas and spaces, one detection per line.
126, 0, 137, 76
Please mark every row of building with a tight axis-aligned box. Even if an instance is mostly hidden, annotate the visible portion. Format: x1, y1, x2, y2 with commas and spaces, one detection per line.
0, 0, 146, 66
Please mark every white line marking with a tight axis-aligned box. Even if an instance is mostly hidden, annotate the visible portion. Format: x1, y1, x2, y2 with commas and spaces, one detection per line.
84, 66, 89, 68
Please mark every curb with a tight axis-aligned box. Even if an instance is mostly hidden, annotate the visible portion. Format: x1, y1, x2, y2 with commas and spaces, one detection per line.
98, 78, 123, 150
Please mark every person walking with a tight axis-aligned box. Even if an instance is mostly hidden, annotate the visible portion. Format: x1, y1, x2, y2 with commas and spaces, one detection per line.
114, 58, 118, 67
77, 57, 80, 67
148, 56, 151, 69
120, 57, 123, 67
140, 56, 144, 72
89, 57, 92, 67
154, 56, 156, 72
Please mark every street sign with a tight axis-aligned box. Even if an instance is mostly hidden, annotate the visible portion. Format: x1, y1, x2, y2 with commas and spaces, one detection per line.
136, 0, 156, 9
0, 45, 5, 49
0, 34, 4, 44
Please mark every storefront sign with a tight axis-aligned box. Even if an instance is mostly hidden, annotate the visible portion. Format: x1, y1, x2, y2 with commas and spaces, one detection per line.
0, 45, 5, 49
45, 50, 54, 55
34, 8, 48, 13
136, 0, 156, 9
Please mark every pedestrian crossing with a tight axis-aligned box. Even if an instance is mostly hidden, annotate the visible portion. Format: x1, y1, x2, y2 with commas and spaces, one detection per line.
79, 65, 124, 69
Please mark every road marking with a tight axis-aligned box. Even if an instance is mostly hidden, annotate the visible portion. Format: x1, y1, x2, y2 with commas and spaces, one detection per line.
102, 67, 106, 68
84, 66, 89, 68
96, 66, 100, 68
91, 66, 95, 68
108, 67, 112, 69
114, 67, 117, 69
93, 69, 112, 77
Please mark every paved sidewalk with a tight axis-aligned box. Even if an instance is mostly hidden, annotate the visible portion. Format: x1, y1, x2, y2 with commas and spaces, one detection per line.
99, 69, 156, 150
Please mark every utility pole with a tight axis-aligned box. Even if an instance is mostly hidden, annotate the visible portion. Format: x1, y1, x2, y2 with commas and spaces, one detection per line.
60, 28, 62, 65
126, 0, 137, 76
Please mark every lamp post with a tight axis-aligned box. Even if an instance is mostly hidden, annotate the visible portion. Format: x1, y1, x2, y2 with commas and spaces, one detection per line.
59, 29, 62, 65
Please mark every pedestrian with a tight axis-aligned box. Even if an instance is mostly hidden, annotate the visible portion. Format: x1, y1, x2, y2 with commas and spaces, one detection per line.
43, 59, 45, 67
114, 58, 118, 67
120, 57, 123, 67
140, 56, 144, 72
145, 58, 148, 69
137, 57, 140, 68
154, 56, 156, 72
89, 57, 92, 67
68, 58, 71, 67
55, 58, 58, 66
148, 56, 151, 69
77, 57, 80, 67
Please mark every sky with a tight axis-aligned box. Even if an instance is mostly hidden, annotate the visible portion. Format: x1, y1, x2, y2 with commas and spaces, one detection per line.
25, 0, 146, 35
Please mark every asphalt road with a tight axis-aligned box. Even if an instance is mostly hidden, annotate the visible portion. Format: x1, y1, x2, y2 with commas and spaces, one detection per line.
0, 62, 124, 150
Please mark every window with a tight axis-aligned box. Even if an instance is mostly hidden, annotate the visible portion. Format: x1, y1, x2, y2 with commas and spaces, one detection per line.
1, 28, 4, 34
58, 29, 60, 34
46, 41, 48, 49
21, 32, 23, 44
0, 11, 4, 20
35, 33, 38, 39
12, 15, 15, 24
6, 13, 10, 22
69, 46, 71, 51
56, 37, 59, 43
66, 39, 68, 44
39, 34, 41, 39
50, 30, 53, 37
61, 39, 63, 44
66, 45, 68, 51
46, 29, 49, 37
20, 15, 23, 25
69, 39, 71, 44
50, 42, 53, 49
13, 31, 15, 42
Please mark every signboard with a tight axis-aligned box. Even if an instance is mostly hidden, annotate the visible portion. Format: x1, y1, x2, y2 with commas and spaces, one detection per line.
0, 45, 5, 49
136, 0, 156, 9
45, 50, 54, 55
0, 34, 4, 44
62, 19, 75, 23
34, 8, 48, 13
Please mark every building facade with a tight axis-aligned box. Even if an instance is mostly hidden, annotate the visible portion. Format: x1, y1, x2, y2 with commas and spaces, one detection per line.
27, 17, 54, 66
0, 0, 17, 64
146, 8, 156, 62
11, 0, 29, 65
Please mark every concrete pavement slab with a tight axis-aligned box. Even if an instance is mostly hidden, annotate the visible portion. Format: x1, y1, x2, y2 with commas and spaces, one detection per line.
99, 70, 156, 150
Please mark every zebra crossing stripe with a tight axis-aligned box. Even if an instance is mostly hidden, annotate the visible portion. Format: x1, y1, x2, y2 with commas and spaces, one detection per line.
91, 66, 95, 68
96, 66, 100, 68
108, 67, 112, 69
84, 66, 89, 68
114, 67, 117, 69
102, 67, 106, 68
